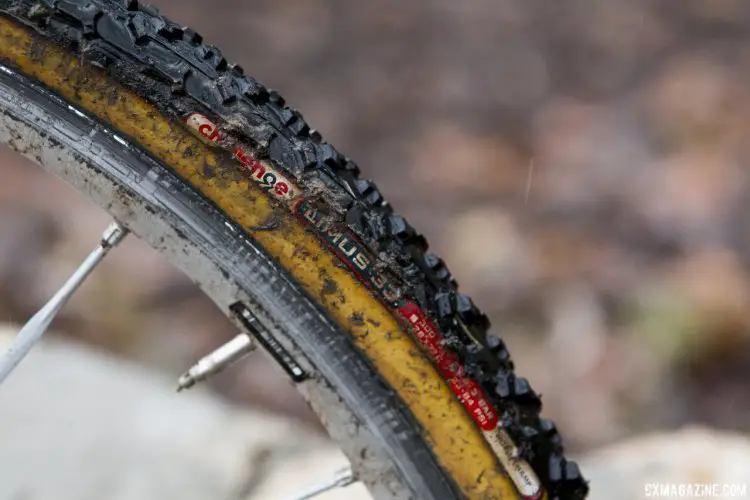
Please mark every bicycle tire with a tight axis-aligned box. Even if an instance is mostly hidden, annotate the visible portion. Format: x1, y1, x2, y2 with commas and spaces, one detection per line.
0, 2, 588, 499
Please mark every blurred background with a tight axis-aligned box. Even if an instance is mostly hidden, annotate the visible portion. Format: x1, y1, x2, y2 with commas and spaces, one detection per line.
3, 0, 750, 498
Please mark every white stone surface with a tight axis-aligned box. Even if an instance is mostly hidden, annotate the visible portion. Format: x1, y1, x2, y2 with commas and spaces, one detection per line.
580, 426, 750, 500
0, 326, 370, 500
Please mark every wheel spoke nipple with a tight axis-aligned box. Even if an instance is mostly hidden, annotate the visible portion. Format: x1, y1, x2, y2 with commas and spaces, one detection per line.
287, 467, 356, 500
0, 221, 128, 385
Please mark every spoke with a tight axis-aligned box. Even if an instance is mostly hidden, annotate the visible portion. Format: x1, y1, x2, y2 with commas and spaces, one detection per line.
0, 221, 128, 385
176, 332, 256, 391
286, 468, 355, 500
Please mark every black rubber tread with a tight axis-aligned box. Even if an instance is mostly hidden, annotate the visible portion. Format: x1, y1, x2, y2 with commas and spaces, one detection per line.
0, 1, 588, 498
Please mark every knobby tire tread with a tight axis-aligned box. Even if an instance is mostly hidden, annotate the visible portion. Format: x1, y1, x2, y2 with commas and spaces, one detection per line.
0, 1, 588, 498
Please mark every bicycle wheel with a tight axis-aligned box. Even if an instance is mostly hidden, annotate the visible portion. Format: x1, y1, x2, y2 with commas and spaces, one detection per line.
0, 1, 588, 499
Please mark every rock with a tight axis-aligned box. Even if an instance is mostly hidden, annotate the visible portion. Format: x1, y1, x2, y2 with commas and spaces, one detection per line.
0, 327, 370, 500
579, 426, 750, 500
